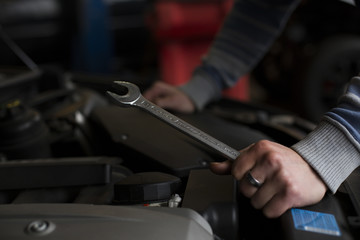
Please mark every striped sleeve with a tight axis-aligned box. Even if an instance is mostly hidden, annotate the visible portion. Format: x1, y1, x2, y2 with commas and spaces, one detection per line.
180, 0, 301, 110
292, 76, 360, 192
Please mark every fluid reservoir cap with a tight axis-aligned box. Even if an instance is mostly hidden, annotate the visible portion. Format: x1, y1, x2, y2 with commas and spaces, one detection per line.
0, 100, 44, 142
113, 172, 181, 204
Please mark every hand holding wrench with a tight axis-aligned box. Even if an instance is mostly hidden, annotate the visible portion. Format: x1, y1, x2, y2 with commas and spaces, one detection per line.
107, 81, 240, 161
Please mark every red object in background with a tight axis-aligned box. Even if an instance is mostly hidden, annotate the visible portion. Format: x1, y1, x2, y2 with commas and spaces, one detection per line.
149, 0, 249, 101
152, 1, 231, 40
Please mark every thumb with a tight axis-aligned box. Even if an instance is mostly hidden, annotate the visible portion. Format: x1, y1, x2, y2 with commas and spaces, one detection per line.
209, 160, 232, 175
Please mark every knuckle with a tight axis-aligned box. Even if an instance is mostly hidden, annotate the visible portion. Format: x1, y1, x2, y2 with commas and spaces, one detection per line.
264, 152, 282, 167
274, 171, 302, 201
277, 168, 291, 181
285, 183, 301, 199
253, 140, 272, 151
252, 140, 284, 168
279, 174, 301, 200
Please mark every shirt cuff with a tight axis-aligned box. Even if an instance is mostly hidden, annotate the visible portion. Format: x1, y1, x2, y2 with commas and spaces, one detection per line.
179, 72, 222, 111
291, 117, 360, 193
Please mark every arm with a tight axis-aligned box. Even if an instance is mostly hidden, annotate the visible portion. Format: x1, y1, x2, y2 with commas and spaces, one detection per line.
211, 76, 360, 218
144, 0, 300, 113
180, 0, 301, 110
292, 76, 360, 193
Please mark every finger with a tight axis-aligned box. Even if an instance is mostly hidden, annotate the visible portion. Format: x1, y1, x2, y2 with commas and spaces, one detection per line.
155, 95, 179, 108
154, 90, 195, 113
231, 144, 257, 180
143, 81, 169, 100
250, 179, 278, 210
262, 192, 294, 218
238, 170, 263, 198
153, 81, 173, 93
260, 170, 304, 218
143, 87, 158, 100
209, 160, 233, 175
247, 156, 279, 209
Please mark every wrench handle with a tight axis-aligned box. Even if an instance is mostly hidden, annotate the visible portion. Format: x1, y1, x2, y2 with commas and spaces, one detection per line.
134, 96, 240, 161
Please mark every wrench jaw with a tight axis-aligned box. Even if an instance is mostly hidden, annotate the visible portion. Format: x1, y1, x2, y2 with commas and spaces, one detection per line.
107, 81, 142, 107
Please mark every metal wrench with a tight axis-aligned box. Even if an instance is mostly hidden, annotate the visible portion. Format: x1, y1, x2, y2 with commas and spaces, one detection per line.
107, 81, 240, 161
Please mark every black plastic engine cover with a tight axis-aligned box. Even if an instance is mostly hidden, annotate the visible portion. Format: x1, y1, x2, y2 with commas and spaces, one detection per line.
91, 105, 269, 177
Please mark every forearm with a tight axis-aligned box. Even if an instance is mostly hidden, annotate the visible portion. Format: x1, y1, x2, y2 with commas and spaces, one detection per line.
180, 0, 301, 110
292, 76, 360, 193
292, 118, 360, 193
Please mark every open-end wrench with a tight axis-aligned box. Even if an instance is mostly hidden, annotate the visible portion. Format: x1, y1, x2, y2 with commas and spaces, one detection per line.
107, 81, 240, 161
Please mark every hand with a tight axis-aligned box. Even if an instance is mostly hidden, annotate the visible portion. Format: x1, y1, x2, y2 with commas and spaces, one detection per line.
210, 140, 327, 218
143, 81, 196, 114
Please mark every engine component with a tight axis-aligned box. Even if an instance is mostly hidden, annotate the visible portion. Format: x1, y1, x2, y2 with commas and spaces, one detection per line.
0, 204, 214, 240
0, 100, 51, 160
114, 171, 181, 205
0, 157, 116, 190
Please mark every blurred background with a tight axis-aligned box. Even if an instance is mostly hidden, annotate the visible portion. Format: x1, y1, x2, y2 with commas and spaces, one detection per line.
1, 0, 360, 122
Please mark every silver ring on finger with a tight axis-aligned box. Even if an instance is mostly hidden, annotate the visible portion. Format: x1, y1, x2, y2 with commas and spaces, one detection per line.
246, 171, 263, 188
